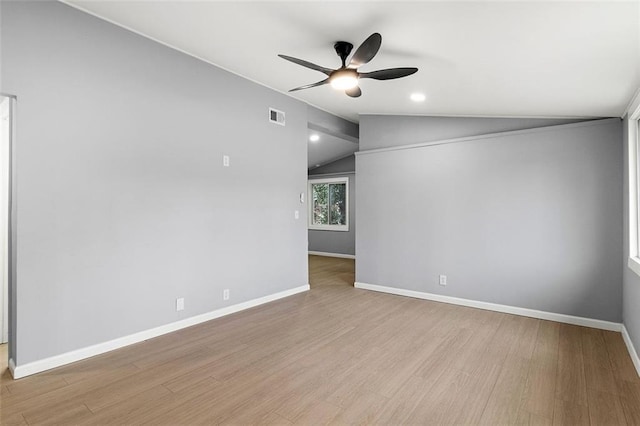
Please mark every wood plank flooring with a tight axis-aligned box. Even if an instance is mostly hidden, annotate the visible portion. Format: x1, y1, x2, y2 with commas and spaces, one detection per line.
1, 255, 639, 425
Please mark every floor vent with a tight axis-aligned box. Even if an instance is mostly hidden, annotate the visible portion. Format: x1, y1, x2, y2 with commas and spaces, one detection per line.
269, 108, 285, 126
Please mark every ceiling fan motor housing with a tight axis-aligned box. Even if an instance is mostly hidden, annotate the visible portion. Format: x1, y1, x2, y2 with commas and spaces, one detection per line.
334, 41, 354, 67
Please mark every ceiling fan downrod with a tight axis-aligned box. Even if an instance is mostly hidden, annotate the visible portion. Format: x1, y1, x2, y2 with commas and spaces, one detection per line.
333, 41, 354, 68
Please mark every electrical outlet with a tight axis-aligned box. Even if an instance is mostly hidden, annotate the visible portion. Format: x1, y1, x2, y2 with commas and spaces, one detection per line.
439, 275, 447, 286
223, 155, 230, 167
176, 297, 185, 311
294, 210, 300, 219
223, 289, 230, 301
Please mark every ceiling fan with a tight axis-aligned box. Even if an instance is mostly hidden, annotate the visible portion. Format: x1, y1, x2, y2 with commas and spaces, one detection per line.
278, 33, 418, 98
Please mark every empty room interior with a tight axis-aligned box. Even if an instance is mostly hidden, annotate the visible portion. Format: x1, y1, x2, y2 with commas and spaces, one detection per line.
2, 0, 640, 424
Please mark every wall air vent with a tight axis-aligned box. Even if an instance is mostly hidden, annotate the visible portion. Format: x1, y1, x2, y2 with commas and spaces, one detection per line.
269, 108, 285, 126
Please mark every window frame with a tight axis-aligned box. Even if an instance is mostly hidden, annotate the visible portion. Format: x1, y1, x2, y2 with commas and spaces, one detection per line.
627, 90, 640, 276
308, 177, 349, 232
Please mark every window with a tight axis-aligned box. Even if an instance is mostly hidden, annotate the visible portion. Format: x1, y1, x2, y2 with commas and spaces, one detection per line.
308, 177, 349, 231
627, 90, 640, 276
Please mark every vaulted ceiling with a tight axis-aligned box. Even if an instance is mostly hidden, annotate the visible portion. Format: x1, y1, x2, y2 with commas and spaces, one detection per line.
64, 1, 640, 124
62, 1, 640, 169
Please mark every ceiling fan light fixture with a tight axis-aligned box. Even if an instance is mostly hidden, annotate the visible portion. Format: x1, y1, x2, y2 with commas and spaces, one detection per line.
330, 70, 359, 90
279, 32, 418, 97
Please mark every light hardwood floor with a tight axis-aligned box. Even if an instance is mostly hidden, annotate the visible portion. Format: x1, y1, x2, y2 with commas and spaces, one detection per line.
1, 255, 639, 425
0, 343, 6, 372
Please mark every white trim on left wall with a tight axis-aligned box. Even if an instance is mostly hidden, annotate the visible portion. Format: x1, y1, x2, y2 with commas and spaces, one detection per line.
10, 284, 309, 379
308, 251, 355, 260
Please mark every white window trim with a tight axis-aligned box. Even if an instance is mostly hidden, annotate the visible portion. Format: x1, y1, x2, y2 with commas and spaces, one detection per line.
627, 89, 640, 276
308, 176, 349, 232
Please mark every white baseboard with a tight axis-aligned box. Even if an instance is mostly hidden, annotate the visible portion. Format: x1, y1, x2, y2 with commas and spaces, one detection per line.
622, 325, 640, 378
11, 285, 310, 379
9, 357, 16, 376
354, 282, 622, 332
308, 251, 355, 260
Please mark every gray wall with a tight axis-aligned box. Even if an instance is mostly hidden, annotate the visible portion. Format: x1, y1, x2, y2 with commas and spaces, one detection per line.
1, 1, 308, 365
622, 116, 640, 354
357, 116, 623, 322
308, 106, 358, 144
360, 115, 585, 150
309, 155, 355, 176
308, 171, 355, 256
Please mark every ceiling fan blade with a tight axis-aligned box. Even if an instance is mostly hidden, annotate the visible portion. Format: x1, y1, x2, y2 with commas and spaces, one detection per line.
345, 86, 361, 98
359, 67, 418, 80
348, 33, 382, 68
289, 78, 329, 92
278, 54, 333, 76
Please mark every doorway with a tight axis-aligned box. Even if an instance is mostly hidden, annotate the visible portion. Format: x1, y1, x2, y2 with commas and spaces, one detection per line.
308, 255, 355, 288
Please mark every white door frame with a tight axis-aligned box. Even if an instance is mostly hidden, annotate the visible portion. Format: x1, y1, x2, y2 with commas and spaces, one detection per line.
0, 94, 15, 345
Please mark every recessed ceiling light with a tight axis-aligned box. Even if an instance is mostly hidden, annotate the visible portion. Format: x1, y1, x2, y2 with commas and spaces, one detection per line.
309, 134, 320, 142
315, 164, 321, 167
410, 93, 426, 102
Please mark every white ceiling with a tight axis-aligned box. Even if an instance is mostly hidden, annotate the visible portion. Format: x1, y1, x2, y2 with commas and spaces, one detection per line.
65, 1, 640, 124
